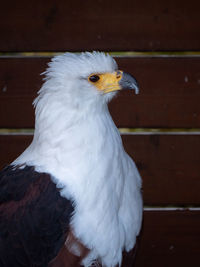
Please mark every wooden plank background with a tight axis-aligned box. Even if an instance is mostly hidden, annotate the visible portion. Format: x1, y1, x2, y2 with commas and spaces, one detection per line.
1, 57, 200, 128
135, 210, 200, 267
0, 0, 200, 51
0, 134, 200, 206
0, 0, 200, 266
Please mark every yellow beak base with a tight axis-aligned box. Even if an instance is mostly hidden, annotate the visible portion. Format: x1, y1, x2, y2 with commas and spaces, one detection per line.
88, 71, 123, 93
88, 71, 139, 94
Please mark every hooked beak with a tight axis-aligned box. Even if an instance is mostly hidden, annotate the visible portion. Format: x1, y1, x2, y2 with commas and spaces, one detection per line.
119, 72, 139, 94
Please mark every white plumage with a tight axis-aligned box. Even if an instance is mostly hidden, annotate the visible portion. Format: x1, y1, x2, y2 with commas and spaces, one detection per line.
13, 52, 143, 267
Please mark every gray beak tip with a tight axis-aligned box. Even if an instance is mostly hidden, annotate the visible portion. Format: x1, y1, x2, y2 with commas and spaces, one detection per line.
131, 82, 139, 95
119, 72, 139, 95
135, 88, 139, 95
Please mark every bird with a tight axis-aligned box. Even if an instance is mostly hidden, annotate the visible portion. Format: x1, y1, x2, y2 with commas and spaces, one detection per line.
0, 52, 143, 267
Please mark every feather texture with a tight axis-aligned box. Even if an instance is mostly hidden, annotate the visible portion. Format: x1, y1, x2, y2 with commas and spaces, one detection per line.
0, 165, 74, 267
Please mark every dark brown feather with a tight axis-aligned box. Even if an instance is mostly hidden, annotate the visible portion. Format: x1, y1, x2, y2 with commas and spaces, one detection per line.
0, 165, 74, 267
49, 230, 89, 267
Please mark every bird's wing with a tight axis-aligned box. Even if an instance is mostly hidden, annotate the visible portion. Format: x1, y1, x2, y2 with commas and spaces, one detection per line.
0, 165, 74, 267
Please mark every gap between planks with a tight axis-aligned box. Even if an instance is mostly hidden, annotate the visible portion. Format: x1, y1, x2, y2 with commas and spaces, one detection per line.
0, 128, 200, 135
1, 51, 200, 58
144, 207, 200, 211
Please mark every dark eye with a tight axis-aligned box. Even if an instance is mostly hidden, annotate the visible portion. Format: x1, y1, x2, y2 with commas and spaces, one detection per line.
89, 75, 100, 82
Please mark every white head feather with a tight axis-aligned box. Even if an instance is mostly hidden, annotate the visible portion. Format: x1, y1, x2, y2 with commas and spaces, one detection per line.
13, 52, 142, 267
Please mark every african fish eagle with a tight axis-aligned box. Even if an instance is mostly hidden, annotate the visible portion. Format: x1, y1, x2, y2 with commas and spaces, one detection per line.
0, 52, 142, 267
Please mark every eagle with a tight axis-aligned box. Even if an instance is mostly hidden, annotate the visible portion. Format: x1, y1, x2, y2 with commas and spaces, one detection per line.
0, 52, 142, 267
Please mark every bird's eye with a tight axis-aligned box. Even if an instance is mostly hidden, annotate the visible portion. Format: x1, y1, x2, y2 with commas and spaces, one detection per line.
89, 75, 100, 83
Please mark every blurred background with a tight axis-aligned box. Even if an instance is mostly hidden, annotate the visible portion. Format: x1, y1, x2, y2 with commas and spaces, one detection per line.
0, 0, 200, 266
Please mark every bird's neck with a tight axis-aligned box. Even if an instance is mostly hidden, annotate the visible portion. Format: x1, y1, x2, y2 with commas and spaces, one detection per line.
33, 101, 114, 147
13, 102, 122, 177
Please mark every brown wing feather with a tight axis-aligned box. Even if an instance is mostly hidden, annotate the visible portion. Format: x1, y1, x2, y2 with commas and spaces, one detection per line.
0, 165, 74, 267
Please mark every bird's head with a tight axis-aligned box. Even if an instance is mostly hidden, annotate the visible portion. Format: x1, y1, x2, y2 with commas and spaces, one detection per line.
33, 52, 139, 128
37, 52, 138, 104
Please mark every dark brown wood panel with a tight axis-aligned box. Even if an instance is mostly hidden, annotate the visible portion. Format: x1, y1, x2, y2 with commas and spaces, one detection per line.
135, 210, 200, 267
1, 134, 200, 205
112, 57, 200, 128
0, 0, 200, 51
122, 134, 200, 205
0, 135, 32, 167
1, 57, 200, 128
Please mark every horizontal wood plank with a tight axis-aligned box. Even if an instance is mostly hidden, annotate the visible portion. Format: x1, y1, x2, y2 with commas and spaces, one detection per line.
1, 57, 200, 128
0, 134, 200, 205
122, 134, 200, 205
135, 210, 200, 267
0, 0, 200, 51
